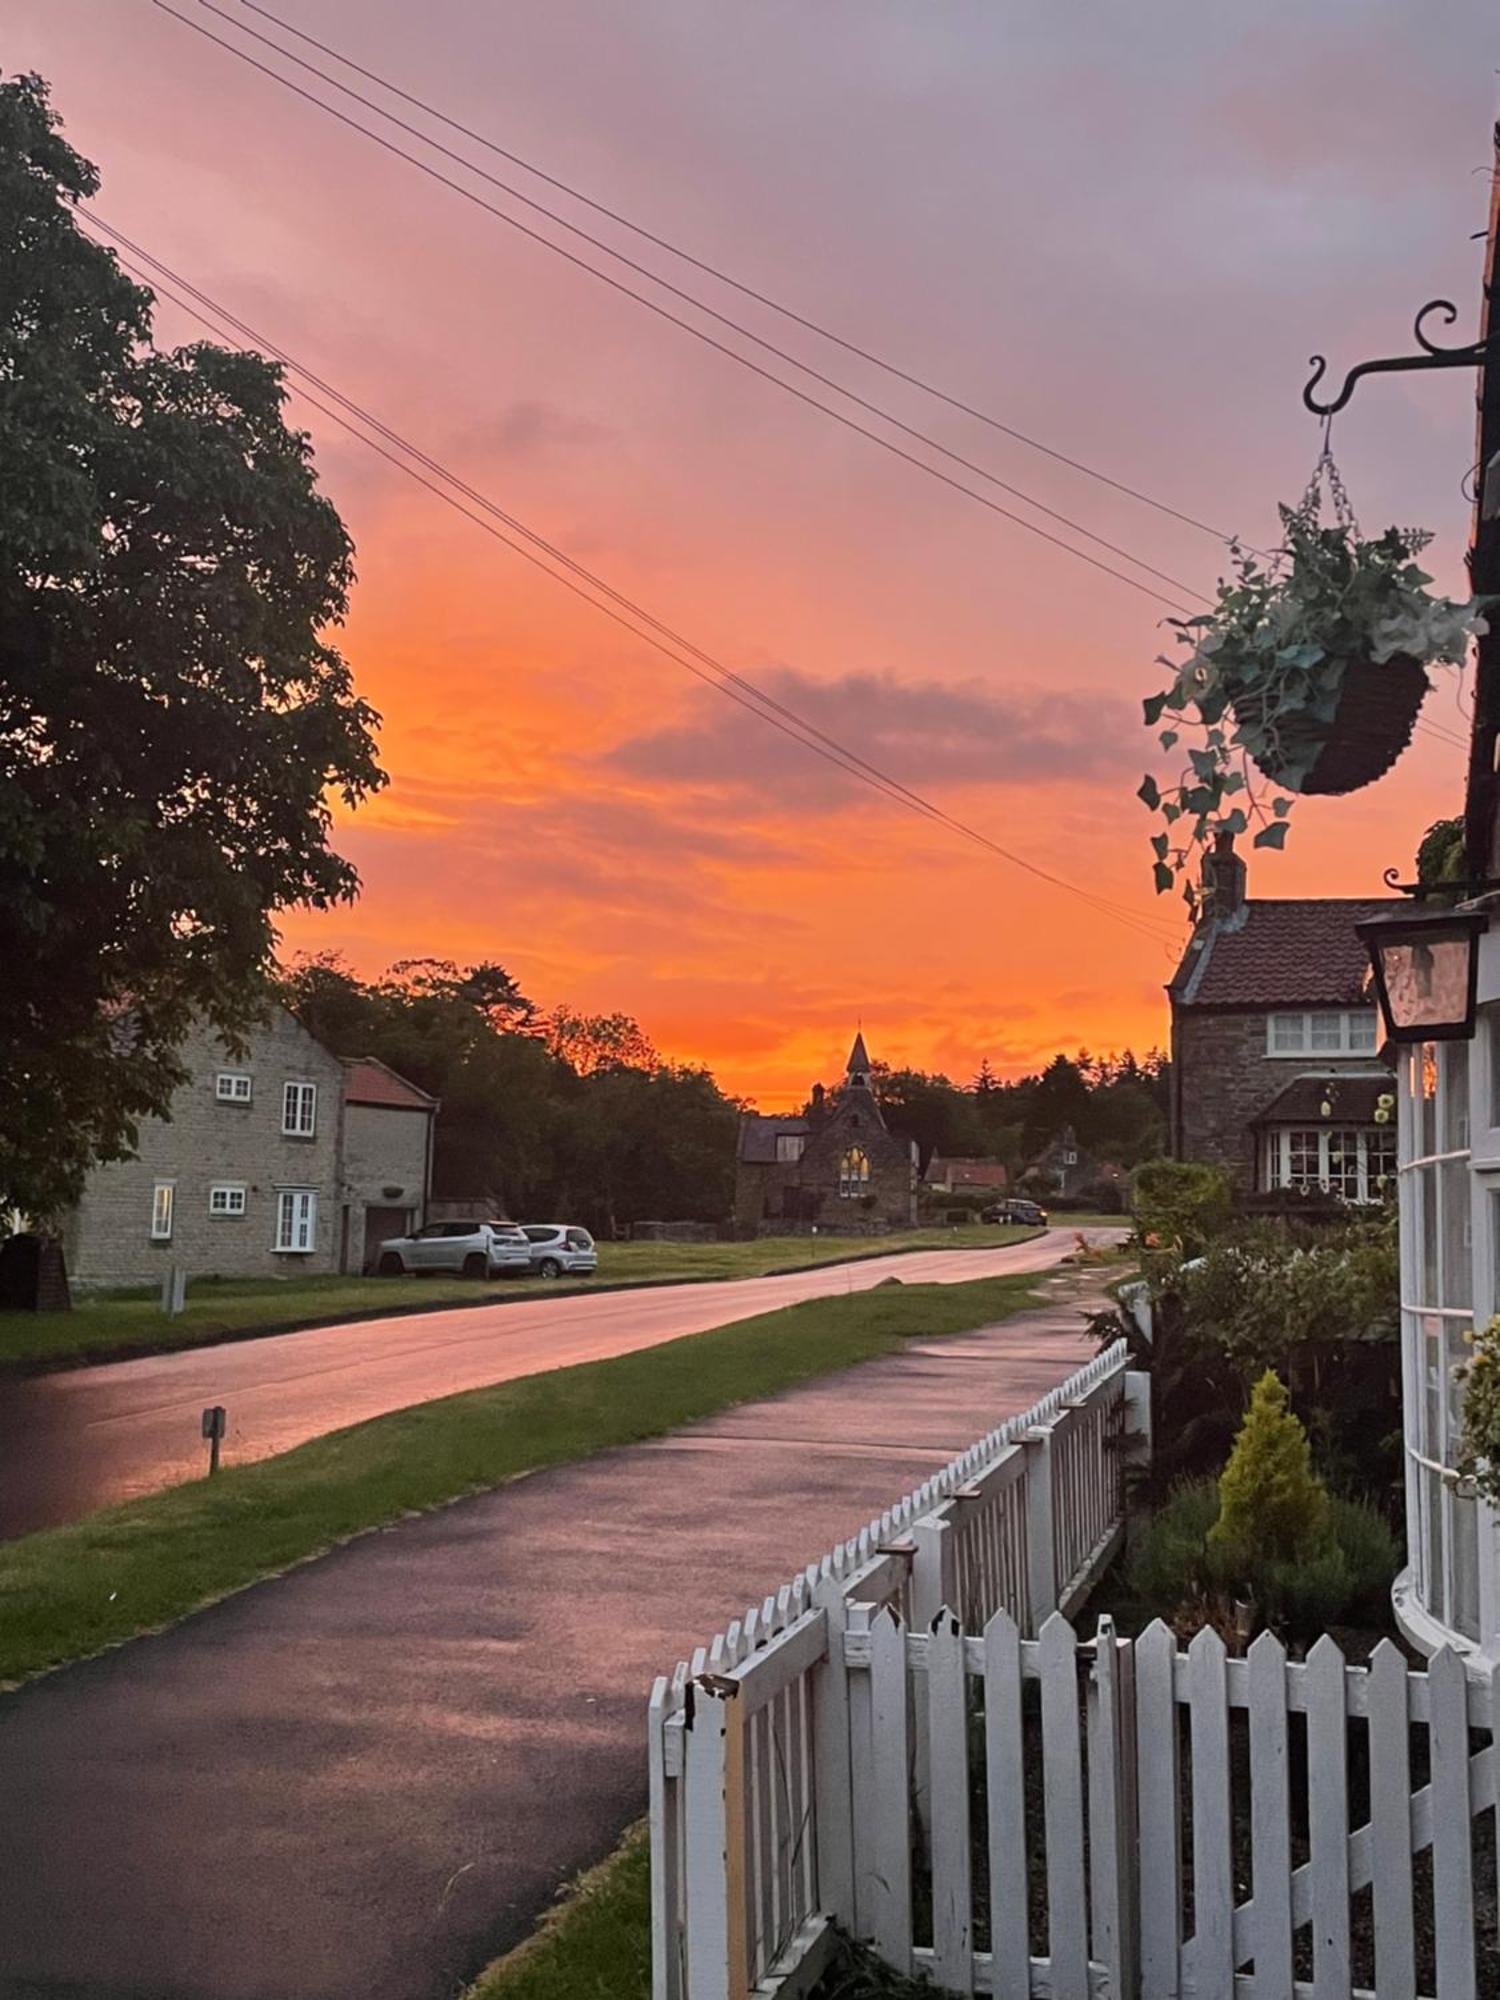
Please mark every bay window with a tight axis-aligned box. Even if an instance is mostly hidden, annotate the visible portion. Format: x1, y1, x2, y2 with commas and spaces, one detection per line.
1263, 1124, 1396, 1203
1398, 1039, 1480, 1643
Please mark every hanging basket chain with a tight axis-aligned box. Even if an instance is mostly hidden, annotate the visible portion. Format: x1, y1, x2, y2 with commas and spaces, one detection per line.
1291, 419, 1359, 540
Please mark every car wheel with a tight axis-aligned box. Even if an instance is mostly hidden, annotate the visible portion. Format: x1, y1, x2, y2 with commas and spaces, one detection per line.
462, 1252, 487, 1279
538, 1256, 564, 1280
378, 1252, 404, 1276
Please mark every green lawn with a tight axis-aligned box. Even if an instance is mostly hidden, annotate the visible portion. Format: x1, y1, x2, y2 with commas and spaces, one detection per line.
464, 1825, 652, 2000
0, 1269, 1049, 1687
0, 1221, 1118, 1371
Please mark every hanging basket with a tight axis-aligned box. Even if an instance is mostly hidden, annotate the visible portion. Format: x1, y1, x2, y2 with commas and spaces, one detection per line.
1237, 652, 1430, 797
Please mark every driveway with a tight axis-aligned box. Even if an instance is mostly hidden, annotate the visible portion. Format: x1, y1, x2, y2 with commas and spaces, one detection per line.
0, 1227, 1112, 1537
0, 1269, 1110, 2000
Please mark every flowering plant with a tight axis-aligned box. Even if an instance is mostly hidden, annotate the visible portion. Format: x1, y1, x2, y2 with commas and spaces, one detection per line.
1140, 505, 1486, 910
1459, 1315, 1500, 1503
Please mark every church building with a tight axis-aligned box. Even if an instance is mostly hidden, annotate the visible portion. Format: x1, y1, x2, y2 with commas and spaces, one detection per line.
733, 1033, 919, 1232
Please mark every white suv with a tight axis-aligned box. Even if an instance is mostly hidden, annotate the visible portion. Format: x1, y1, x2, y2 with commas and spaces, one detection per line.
520, 1224, 598, 1279
376, 1220, 532, 1278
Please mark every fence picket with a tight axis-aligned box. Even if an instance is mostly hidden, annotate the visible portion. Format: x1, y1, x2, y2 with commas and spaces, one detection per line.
1247, 1630, 1293, 2000
1187, 1626, 1233, 2000
1304, 1634, 1350, 2000
1087, 1617, 1130, 2000
984, 1609, 1031, 2000
928, 1611, 974, 1993
1367, 1638, 1416, 2000
1135, 1620, 1181, 2000
1038, 1613, 1090, 2000
865, 1606, 912, 1970
1429, 1645, 1477, 2000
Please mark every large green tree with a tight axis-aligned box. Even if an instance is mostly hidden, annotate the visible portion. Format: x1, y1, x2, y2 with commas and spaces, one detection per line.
1, 75, 383, 1217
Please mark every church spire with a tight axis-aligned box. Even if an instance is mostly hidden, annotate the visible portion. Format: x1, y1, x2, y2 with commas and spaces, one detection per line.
846, 1030, 872, 1086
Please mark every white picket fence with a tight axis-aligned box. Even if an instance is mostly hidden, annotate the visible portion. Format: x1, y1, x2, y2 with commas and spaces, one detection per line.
850, 1610, 1495, 2000
648, 1340, 1144, 2000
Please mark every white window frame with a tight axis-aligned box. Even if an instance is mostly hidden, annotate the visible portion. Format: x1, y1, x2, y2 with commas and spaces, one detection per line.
208, 1184, 247, 1217
215, 1071, 253, 1103
1265, 1009, 1380, 1057
1262, 1124, 1396, 1204
1398, 1040, 1483, 1646
150, 1181, 175, 1241
274, 1187, 318, 1254
281, 1080, 318, 1138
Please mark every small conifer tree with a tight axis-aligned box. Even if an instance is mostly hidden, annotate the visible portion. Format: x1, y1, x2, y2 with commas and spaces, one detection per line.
1208, 1371, 1333, 1574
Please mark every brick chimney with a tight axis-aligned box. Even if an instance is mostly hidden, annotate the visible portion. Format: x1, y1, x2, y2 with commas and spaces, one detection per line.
1201, 829, 1247, 926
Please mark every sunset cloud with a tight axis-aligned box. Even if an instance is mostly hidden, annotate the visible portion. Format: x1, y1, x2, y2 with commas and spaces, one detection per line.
604, 669, 1143, 806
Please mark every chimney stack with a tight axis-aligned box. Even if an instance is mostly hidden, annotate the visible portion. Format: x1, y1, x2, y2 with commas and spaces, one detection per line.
1201, 829, 1246, 926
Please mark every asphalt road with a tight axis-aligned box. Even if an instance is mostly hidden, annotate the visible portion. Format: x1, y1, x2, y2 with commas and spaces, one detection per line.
0, 1229, 1110, 1538
0, 1270, 1110, 2000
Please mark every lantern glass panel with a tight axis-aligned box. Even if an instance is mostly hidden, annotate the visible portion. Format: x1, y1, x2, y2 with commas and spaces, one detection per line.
1379, 934, 1472, 1033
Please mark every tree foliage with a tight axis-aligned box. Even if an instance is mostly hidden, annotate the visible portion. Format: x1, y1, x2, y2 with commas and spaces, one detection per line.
1209, 1371, 1332, 1571
1, 73, 383, 1217
278, 954, 740, 1231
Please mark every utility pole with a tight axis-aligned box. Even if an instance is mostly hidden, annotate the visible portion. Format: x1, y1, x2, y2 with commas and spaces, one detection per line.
1463, 119, 1500, 876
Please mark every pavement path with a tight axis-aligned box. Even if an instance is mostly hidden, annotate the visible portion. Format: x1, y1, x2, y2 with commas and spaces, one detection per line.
0, 1265, 1114, 2000
0, 1227, 1112, 1537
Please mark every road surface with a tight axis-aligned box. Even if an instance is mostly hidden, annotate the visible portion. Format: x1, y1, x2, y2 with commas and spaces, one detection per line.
0, 1273, 1109, 2000
0, 1228, 1112, 1537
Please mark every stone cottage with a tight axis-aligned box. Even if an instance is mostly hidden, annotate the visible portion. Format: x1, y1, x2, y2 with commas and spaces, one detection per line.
62, 1009, 437, 1284
1168, 834, 1399, 1198
734, 1033, 918, 1232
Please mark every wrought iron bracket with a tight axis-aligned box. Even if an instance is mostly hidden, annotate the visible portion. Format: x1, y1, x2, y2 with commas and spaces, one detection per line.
1382, 867, 1500, 901
1304, 301, 1498, 416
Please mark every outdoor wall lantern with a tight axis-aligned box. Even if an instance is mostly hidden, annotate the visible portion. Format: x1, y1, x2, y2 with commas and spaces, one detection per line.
1356, 906, 1487, 1042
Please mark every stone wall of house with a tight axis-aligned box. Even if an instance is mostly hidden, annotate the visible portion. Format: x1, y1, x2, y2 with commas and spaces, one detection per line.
343, 1101, 432, 1271
1172, 1008, 1390, 1190
63, 1012, 347, 1285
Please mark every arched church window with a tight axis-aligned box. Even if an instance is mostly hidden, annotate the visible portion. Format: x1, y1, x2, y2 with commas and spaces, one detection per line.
839, 1147, 870, 1196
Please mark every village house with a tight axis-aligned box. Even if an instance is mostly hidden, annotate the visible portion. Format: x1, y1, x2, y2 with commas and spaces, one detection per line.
1168, 834, 1399, 1202
62, 1008, 437, 1285
734, 1033, 918, 1232
922, 1155, 1008, 1196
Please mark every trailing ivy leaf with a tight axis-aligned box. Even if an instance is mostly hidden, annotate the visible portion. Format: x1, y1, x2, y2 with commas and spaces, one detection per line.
1188, 748, 1221, 783
1162, 800, 1182, 823
1137, 775, 1161, 809
1253, 822, 1290, 850
1151, 833, 1170, 860
1222, 809, 1248, 835
1159, 730, 1178, 751
1142, 694, 1168, 726
1272, 796, 1292, 817
1153, 862, 1175, 895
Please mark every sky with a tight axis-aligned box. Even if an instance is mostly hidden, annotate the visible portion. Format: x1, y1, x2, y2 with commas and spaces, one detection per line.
11, 0, 1500, 1103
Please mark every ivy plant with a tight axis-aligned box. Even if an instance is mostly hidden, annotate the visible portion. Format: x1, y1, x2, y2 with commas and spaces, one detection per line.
1140, 506, 1486, 909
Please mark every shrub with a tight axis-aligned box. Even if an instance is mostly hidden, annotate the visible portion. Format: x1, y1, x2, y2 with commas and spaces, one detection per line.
1129, 1159, 1232, 1257
1125, 1474, 1399, 1645
1209, 1372, 1332, 1572
1459, 1313, 1500, 1502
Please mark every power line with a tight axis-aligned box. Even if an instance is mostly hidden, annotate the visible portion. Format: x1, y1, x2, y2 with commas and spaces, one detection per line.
235, 0, 1239, 550
153, 0, 1201, 613
83, 213, 1185, 948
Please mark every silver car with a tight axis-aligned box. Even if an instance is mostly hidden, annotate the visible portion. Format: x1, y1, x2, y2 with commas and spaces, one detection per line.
520, 1224, 598, 1279
377, 1220, 532, 1278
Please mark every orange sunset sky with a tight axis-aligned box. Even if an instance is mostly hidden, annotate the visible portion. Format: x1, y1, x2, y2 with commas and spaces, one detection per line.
13, 2, 1499, 1103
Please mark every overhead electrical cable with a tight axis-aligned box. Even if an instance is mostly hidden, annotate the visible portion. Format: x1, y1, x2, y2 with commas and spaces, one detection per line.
153, 0, 1200, 612
234, 0, 1239, 549
84, 213, 1185, 948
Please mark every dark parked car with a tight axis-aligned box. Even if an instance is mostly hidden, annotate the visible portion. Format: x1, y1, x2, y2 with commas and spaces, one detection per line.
981, 1198, 1049, 1227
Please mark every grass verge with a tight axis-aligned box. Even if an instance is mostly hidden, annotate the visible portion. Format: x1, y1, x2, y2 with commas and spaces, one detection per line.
463, 1825, 651, 2000
0, 1221, 1097, 1371
459, 1825, 921, 2000
0, 1269, 1048, 1688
